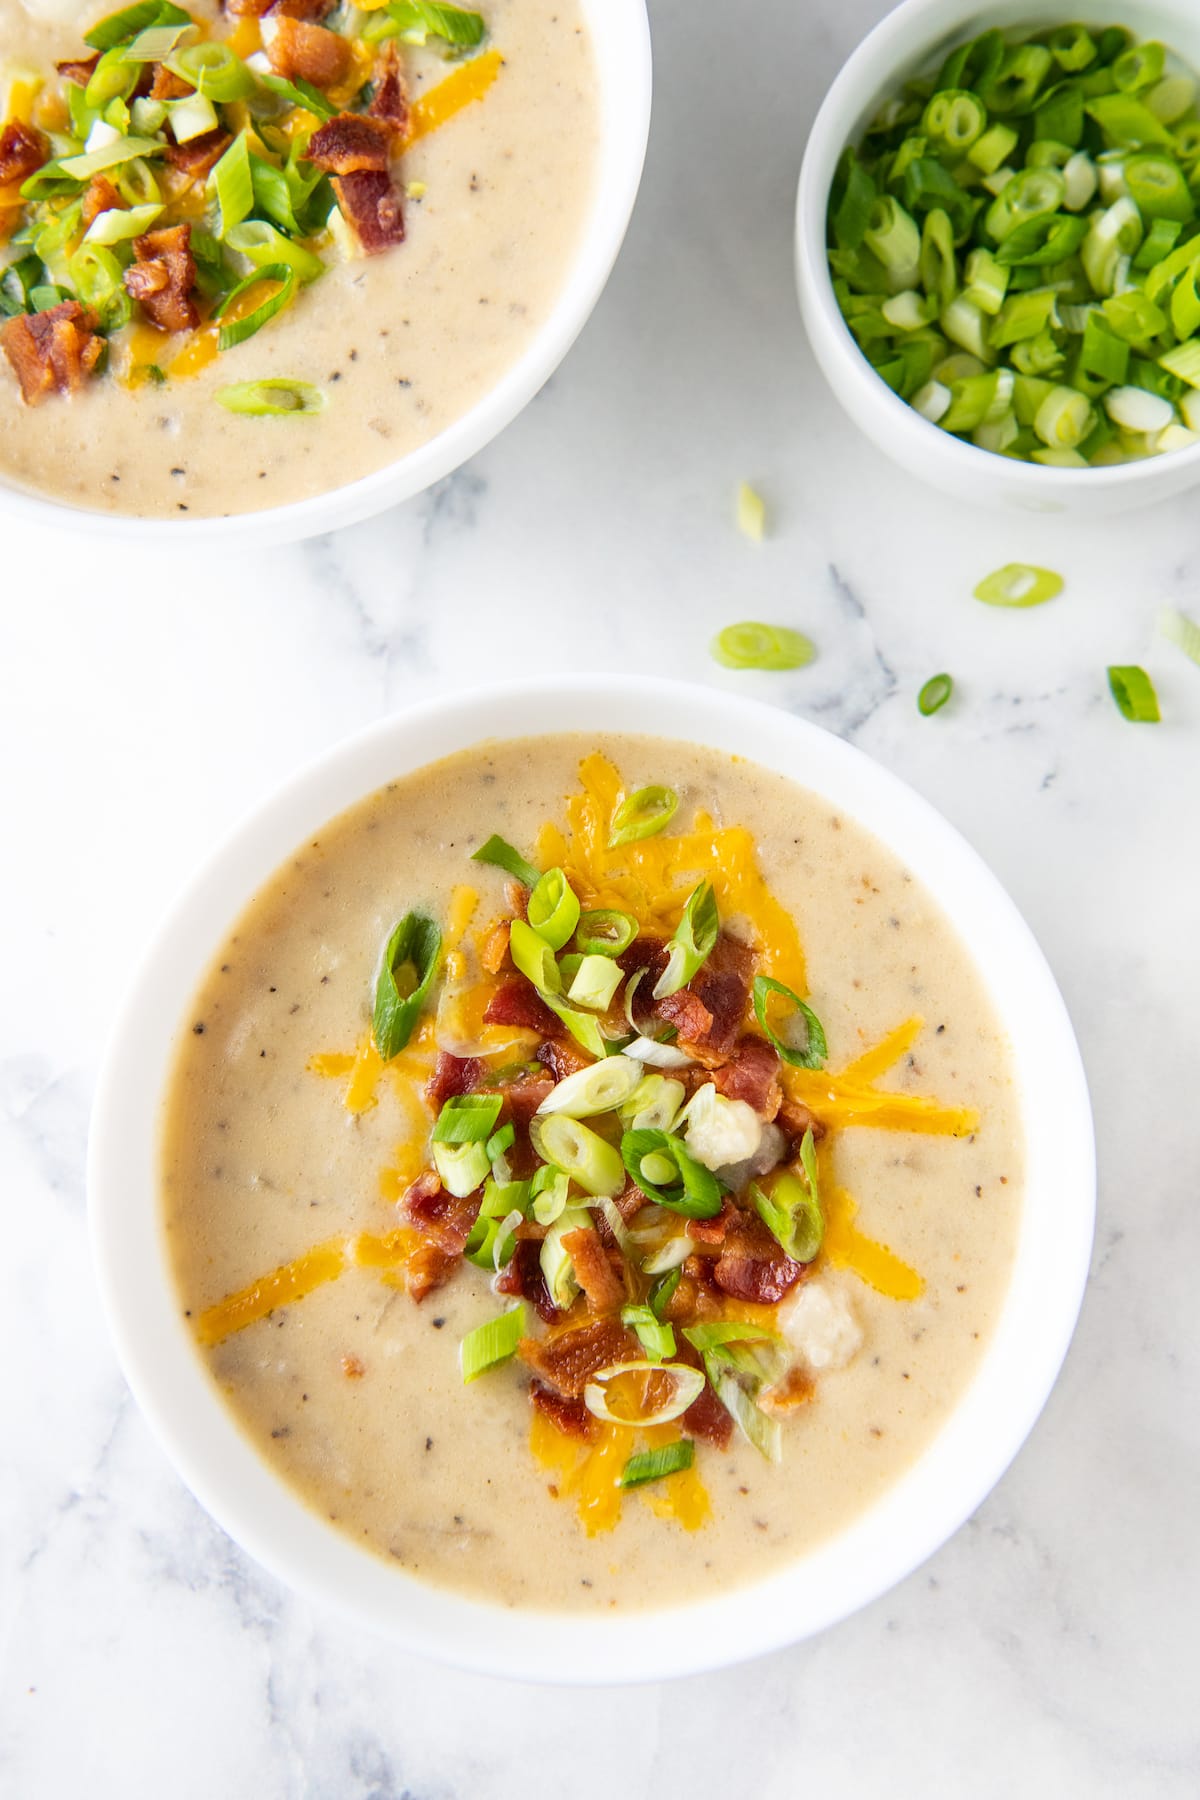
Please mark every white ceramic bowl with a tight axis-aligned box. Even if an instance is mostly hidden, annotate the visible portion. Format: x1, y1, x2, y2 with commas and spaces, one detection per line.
796, 0, 1200, 515
1, 0, 651, 546
88, 676, 1095, 1682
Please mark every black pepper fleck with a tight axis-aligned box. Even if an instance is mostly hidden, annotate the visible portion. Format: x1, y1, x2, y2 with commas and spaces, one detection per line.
432, 1317, 446, 1329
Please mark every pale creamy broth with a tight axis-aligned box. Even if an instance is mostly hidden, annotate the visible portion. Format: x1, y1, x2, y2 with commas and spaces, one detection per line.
0, 0, 596, 517
161, 734, 1023, 1613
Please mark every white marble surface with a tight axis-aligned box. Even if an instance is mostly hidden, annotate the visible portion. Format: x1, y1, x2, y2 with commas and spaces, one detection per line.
3, 0, 1198, 1793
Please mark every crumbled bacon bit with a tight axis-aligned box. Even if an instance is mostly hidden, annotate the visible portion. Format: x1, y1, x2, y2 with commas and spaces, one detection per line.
80, 175, 125, 230
536, 1037, 592, 1082
266, 16, 352, 87
763, 1366, 815, 1413
502, 1073, 554, 1127
150, 63, 193, 101
656, 987, 713, 1046
0, 120, 48, 187
561, 1227, 626, 1314
504, 879, 530, 920
399, 1171, 479, 1300
368, 42, 409, 135
332, 170, 405, 253
163, 129, 231, 177
530, 1379, 593, 1440
688, 1199, 737, 1247
306, 111, 392, 175
124, 222, 199, 332
425, 1051, 485, 1109
341, 1352, 365, 1379
713, 1209, 806, 1304
484, 975, 557, 1035
2, 302, 103, 405
271, 0, 337, 19
495, 1240, 556, 1323
779, 1094, 827, 1143
612, 1178, 648, 1224
711, 1034, 782, 1119
56, 54, 99, 86
518, 1318, 639, 1398
225, 0, 274, 14
682, 1379, 733, 1449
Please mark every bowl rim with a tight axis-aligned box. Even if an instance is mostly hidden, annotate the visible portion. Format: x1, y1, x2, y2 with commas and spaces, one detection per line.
795, 0, 1200, 494
0, 0, 653, 546
87, 674, 1096, 1683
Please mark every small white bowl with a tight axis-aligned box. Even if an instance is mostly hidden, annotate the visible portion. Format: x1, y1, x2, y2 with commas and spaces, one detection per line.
1, 0, 651, 545
796, 0, 1200, 514
88, 676, 1095, 1682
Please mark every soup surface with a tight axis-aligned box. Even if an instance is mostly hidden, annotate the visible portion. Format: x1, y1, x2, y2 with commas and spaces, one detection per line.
0, 0, 597, 517
161, 734, 1023, 1613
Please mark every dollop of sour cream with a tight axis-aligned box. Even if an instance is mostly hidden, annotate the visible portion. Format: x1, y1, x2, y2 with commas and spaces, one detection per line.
778, 1280, 863, 1372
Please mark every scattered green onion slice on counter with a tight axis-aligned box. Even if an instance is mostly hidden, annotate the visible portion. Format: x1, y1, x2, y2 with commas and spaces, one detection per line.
575, 909, 638, 957
620, 1129, 722, 1219
736, 481, 766, 541
530, 1114, 625, 1198
1107, 664, 1161, 720
653, 881, 719, 1000
918, 672, 955, 715
470, 833, 540, 889
619, 1440, 694, 1489
526, 867, 581, 951
620, 1304, 676, 1364
372, 911, 441, 1060
609, 784, 679, 847
712, 621, 815, 671
752, 975, 828, 1069
214, 379, 325, 417
1159, 605, 1200, 665
460, 1304, 524, 1383
432, 1092, 503, 1143
973, 563, 1065, 607
215, 263, 296, 351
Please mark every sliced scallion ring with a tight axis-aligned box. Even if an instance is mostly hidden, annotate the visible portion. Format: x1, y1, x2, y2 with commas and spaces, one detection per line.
460, 1304, 524, 1383
566, 954, 622, 1012
973, 563, 1064, 607
526, 867, 580, 951
620, 1128, 722, 1219
649, 1267, 681, 1319
621, 1034, 693, 1070
432, 1092, 503, 1144
752, 974, 827, 1070
751, 1130, 823, 1264
1107, 664, 1161, 721
609, 785, 678, 847
469, 833, 540, 889
508, 918, 561, 993
215, 262, 296, 351
918, 672, 954, 716
168, 39, 256, 102
712, 622, 815, 671
652, 881, 719, 999
575, 909, 637, 957
583, 1360, 706, 1427
215, 378, 325, 417
535, 1057, 643, 1119
530, 1114, 625, 1198
372, 911, 441, 1060
619, 1440, 694, 1489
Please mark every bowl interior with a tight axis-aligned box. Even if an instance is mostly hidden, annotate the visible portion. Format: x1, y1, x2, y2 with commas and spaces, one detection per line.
88, 677, 1095, 1683
0, 0, 652, 545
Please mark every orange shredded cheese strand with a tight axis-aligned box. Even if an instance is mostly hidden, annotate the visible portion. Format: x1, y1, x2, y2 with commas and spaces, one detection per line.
228, 16, 262, 56
529, 1414, 711, 1534
403, 48, 503, 148
840, 1016, 924, 1085
781, 1014, 978, 1138
196, 1237, 347, 1345
636, 1424, 712, 1528
353, 1225, 420, 1269
822, 1187, 924, 1300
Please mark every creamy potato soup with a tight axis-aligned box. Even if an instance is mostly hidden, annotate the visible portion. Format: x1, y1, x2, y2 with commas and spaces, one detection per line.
161, 735, 1023, 1613
0, 0, 596, 517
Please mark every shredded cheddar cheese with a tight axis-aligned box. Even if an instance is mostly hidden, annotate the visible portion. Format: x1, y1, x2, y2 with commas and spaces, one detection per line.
196, 1237, 348, 1346
822, 1187, 925, 1301
402, 48, 504, 148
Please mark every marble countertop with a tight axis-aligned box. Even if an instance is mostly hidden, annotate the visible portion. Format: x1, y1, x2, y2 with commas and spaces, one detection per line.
3, 0, 1197, 1793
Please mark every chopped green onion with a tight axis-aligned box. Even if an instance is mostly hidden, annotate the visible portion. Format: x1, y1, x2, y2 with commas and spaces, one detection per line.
215, 263, 296, 352
619, 1440, 694, 1489
538, 990, 608, 1060
508, 917, 561, 994
530, 1114, 624, 1198
58, 134, 162, 180
609, 785, 679, 848
371, 0, 486, 49
83, 199, 163, 244
538, 1206, 591, 1308
575, 909, 637, 957
711, 622, 815, 671
567, 954, 623, 1013
917, 672, 954, 716
535, 1057, 642, 1119
621, 1303, 676, 1364
649, 1268, 681, 1320
372, 911, 441, 1060
432, 1139, 490, 1197
225, 219, 324, 284
583, 1361, 706, 1427
751, 975, 826, 1070
214, 378, 325, 417
122, 21, 195, 61
652, 881, 719, 1000
168, 40, 256, 103
751, 1130, 823, 1264
736, 481, 766, 541
620, 1129, 721, 1220
973, 564, 1064, 607
682, 1321, 781, 1356
209, 134, 254, 240
1159, 605, 1200, 667
167, 91, 219, 143
254, 71, 338, 121
530, 1165, 570, 1226
460, 1304, 524, 1383
470, 833, 540, 889
620, 1073, 686, 1134
432, 1092, 503, 1144
527, 867, 581, 951
84, 1, 190, 51
1107, 664, 1161, 721
710, 1366, 781, 1462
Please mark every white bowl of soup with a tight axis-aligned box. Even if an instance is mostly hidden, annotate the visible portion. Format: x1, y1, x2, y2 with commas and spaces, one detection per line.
0, 0, 650, 539
88, 677, 1095, 1681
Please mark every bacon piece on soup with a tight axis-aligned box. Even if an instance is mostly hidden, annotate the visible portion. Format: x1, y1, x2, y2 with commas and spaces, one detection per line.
518, 1317, 639, 1399
150, 62, 193, 101
124, 223, 199, 332
399, 1170, 479, 1300
688, 1198, 737, 1247
163, 128, 231, 177
484, 974, 557, 1036
266, 17, 352, 87
502, 1074, 554, 1127
711, 1034, 782, 1119
80, 175, 125, 230
536, 1037, 592, 1082
0, 121, 48, 186
306, 111, 392, 175
425, 1051, 486, 1109
529, 1379, 593, 1440
271, 0, 337, 20
681, 1379, 733, 1449
778, 1093, 827, 1144
56, 54, 99, 85
656, 986, 712, 1046
2, 302, 103, 404
504, 879, 530, 920
368, 42, 409, 135
495, 1239, 556, 1323
332, 169, 405, 252
560, 1226, 626, 1314
612, 1177, 648, 1225
713, 1209, 806, 1304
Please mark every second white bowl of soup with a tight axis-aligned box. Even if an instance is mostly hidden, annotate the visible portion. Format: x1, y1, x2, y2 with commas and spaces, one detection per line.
89, 677, 1095, 1680
0, 0, 650, 539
